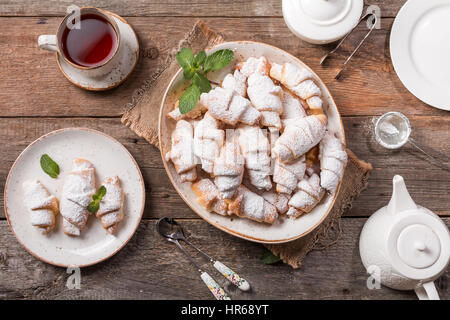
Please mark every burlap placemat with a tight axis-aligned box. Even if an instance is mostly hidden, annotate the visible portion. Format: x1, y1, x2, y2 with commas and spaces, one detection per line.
121, 20, 372, 269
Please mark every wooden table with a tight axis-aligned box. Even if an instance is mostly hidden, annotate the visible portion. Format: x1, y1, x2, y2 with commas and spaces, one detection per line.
0, 0, 448, 300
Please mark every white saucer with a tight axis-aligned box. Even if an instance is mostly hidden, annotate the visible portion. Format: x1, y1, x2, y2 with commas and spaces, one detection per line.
390, 0, 450, 111
57, 12, 139, 91
4, 128, 145, 267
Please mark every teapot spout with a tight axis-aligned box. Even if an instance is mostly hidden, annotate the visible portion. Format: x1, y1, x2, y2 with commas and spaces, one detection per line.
387, 175, 417, 215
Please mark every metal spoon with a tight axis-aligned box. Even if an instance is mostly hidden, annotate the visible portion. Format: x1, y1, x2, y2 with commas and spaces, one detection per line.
157, 218, 250, 293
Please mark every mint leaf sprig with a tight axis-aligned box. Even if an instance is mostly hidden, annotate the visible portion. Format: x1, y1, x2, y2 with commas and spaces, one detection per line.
260, 248, 281, 265
87, 186, 107, 214
40, 154, 60, 178
176, 48, 234, 114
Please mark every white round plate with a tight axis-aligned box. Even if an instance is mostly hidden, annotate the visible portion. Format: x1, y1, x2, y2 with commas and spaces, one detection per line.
4, 128, 145, 267
159, 41, 345, 244
390, 0, 450, 111
57, 12, 139, 91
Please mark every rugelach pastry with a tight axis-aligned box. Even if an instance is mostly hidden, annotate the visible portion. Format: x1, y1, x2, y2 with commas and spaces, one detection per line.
60, 158, 96, 236
23, 180, 59, 234
97, 176, 124, 234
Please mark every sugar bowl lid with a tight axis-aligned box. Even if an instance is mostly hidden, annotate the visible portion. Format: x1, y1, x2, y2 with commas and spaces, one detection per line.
282, 0, 364, 44
386, 208, 450, 281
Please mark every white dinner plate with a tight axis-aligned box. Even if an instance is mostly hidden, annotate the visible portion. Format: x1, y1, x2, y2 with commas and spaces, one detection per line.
159, 41, 345, 244
4, 128, 145, 267
390, 0, 450, 111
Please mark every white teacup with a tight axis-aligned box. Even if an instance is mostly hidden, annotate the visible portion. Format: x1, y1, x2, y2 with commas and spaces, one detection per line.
38, 7, 122, 78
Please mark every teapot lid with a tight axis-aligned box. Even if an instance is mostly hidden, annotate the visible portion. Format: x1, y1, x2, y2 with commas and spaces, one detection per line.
387, 208, 450, 281
282, 0, 364, 44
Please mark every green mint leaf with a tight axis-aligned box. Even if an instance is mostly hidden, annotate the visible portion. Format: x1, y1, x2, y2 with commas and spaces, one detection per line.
176, 47, 194, 72
87, 186, 107, 214
97, 186, 107, 199
40, 154, 60, 178
179, 84, 201, 114
192, 73, 212, 93
260, 248, 281, 265
203, 49, 234, 73
193, 51, 206, 68
87, 201, 99, 214
183, 68, 196, 80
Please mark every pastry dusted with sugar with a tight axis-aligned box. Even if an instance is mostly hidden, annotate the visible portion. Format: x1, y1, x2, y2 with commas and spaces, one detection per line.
247, 73, 284, 129
193, 112, 224, 174
258, 189, 289, 214
200, 87, 260, 126
213, 137, 245, 199
237, 56, 271, 77
60, 158, 96, 236
280, 91, 307, 129
273, 156, 306, 195
97, 176, 124, 234
237, 125, 272, 191
320, 131, 347, 194
273, 114, 327, 163
167, 100, 207, 121
270, 62, 323, 113
222, 70, 247, 97
191, 178, 228, 216
166, 120, 198, 183
23, 180, 59, 234
287, 173, 325, 218
227, 185, 278, 224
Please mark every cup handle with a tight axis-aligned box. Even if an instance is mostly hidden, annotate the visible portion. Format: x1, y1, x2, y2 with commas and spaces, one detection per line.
414, 281, 440, 300
38, 35, 57, 52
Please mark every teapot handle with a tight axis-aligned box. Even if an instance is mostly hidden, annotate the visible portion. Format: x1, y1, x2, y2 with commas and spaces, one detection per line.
414, 281, 440, 300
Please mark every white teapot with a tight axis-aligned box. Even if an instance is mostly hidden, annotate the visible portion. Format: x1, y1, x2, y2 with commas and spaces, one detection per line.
359, 175, 449, 300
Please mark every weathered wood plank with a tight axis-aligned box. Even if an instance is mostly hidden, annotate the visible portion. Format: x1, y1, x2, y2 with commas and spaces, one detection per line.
1, 218, 448, 300
1, 16, 448, 117
0, 0, 403, 17
0, 117, 449, 219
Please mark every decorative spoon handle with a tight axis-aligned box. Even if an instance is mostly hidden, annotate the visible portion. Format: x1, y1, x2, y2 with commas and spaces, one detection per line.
214, 260, 250, 291
200, 272, 231, 300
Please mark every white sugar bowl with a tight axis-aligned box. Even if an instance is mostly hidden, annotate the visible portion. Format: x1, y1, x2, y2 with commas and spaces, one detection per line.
282, 0, 364, 44
359, 175, 450, 300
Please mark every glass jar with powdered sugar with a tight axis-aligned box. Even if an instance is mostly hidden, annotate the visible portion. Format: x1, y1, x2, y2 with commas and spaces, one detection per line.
374, 111, 450, 171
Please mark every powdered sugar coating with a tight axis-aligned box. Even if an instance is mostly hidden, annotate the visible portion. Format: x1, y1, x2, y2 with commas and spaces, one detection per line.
213, 137, 244, 199
192, 178, 228, 216
238, 56, 270, 77
23, 180, 58, 234
287, 173, 324, 218
281, 91, 306, 128
165, 120, 197, 183
273, 156, 306, 195
200, 87, 260, 125
229, 185, 278, 224
270, 62, 321, 99
237, 125, 272, 190
273, 115, 327, 163
222, 70, 247, 97
97, 176, 124, 234
319, 131, 347, 194
60, 158, 96, 236
247, 73, 283, 129
167, 101, 207, 121
193, 112, 224, 174
259, 189, 289, 214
